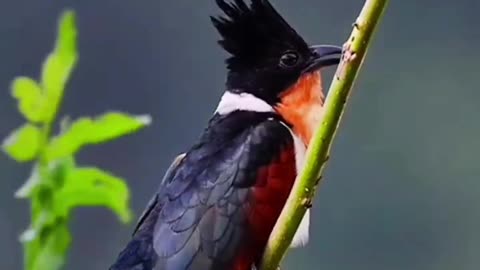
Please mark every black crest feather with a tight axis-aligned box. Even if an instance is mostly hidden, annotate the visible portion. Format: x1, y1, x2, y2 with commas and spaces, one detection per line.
211, 0, 309, 69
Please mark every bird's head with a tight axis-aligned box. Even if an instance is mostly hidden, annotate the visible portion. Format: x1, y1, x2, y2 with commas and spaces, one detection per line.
212, 0, 342, 144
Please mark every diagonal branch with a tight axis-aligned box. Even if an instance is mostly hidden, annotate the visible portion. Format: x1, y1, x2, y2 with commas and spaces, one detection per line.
259, 0, 389, 269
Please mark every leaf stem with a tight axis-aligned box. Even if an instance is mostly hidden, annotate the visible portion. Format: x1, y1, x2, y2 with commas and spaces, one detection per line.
24, 11, 76, 270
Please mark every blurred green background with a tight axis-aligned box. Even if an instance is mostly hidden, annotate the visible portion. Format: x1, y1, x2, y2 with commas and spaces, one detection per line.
1, 0, 479, 269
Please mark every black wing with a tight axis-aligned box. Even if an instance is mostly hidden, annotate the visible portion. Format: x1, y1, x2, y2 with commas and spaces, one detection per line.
110, 154, 186, 270
133, 154, 187, 236
110, 112, 293, 270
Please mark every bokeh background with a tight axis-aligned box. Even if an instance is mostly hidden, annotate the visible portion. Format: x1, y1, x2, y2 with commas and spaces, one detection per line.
1, 0, 479, 269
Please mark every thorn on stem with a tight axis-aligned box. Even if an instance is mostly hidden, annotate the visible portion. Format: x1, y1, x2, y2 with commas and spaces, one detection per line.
353, 17, 364, 30
301, 198, 313, 209
314, 176, 323, 186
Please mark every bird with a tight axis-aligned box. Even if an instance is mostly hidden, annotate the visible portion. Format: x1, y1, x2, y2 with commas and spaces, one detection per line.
109, 0, 342, 269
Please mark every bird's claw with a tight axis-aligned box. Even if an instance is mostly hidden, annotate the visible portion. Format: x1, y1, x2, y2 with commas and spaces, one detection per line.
335, 42, 357, 80
342, 42, 357, 62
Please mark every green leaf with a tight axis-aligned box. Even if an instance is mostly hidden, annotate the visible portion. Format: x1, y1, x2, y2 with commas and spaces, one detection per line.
54, 167, 132, 223
30, 223, 70, 270
48, 156, 76, 187
2, 124, 41, 162
15, 164, 42, 198
45, 112, 151, 161
41, 10, 78, 122
15, 157, 75, 199
11, 77, 46, 123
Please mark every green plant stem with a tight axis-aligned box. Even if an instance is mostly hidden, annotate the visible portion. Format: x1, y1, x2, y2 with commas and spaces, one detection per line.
24, 20, 70, 270
259, 0, 389, 269
25, 96, 62, 269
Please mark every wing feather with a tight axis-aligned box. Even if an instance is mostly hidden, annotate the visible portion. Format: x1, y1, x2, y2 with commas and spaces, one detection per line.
110, 112, 298, 270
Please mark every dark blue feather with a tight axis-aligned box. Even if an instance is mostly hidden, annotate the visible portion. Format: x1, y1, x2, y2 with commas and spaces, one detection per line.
110, 111, 293, 270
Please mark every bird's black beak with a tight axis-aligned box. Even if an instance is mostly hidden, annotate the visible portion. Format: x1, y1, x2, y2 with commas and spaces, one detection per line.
303, 45, 343, 73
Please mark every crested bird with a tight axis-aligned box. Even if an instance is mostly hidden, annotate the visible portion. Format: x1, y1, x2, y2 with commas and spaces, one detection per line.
110, 0, 342, 269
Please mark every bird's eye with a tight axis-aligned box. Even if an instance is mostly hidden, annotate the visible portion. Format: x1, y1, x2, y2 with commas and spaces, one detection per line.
279, 51, 300, 68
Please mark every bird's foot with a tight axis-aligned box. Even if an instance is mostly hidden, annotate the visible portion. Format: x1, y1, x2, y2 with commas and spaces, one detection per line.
342, 42, 357, 63
335, 42, 357, 80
